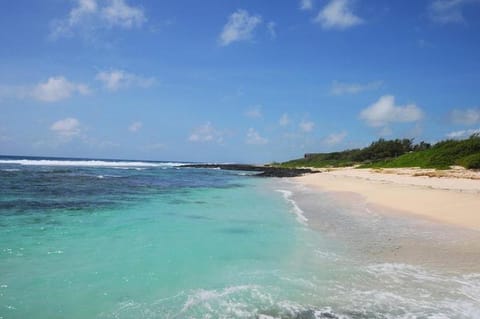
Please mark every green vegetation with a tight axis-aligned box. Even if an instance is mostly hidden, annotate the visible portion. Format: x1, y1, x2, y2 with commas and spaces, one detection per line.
280, 134, 480, 170
455, 153, 480, 169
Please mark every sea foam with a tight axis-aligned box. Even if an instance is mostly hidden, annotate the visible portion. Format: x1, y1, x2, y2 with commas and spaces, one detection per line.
276, 189, 308, 224
0, 159, 184, 167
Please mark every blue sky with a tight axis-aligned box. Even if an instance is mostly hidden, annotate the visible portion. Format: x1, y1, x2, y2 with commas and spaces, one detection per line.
0, 0, 479, 163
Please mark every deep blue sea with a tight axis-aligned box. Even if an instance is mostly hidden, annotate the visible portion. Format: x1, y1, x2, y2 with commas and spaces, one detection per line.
1, 156, 479, 319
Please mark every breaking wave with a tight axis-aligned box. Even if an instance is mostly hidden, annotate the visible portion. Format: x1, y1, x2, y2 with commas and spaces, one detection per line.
0, 159, 185, 168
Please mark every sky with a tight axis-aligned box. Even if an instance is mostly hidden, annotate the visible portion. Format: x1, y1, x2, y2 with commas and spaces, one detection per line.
0, 0, 479, 163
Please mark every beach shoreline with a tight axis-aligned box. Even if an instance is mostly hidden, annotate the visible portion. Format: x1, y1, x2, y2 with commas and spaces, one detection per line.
282, 167, 480, 271
293, 167, 480, 231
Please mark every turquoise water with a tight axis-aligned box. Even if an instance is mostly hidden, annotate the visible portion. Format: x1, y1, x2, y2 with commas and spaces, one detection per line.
1, 157, 479, 318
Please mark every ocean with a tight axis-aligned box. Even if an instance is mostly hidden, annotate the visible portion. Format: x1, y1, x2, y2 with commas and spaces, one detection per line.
1, 156, 479, 319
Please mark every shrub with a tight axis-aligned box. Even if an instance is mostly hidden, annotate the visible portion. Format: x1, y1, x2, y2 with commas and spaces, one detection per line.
281, 135, 480, 169
458, 153, 480, 169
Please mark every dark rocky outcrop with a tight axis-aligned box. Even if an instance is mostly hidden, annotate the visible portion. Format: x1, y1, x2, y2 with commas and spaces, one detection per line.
181, 164, 316, 177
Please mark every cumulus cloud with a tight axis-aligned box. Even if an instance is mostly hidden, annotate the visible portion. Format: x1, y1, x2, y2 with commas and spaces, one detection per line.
50, 0, 98, 37
246, 128, 268, 145
279, 113, 290, 126
323, 131, 348, 146
102, 0, 146, 28
50, 0, 146, 38
188, 122, 223, 143
128, 121, 142, 132
449, 108, 480, 125
219, 9, 262, 46
315, 0, 364, 30
0, 76, 89, 103
446, 128, 480, 139
299, 120, 315, 132
331, 80, 382, 95
428, 0, 479, 24
68, 0, 98, 25
360, 95, 423, 127
41, 118, 119, 148
32, 76, 90, 102
95, 69, 155, 91
300, 0, 314, 11
50, 118, 81, 138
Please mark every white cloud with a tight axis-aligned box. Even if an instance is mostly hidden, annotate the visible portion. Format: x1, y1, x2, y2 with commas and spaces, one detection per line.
51, 0, 146, 38
102, 0, 146, 28
360, 95, 423, 127
95, 69, 155, 91
128, 121, 142, 132
219, 9, 262, 46
428, 0, 479, 24
300, 0, 314, 11
245, 105, 262, 118
1, 77, 88, 103
50, 118, 81, 138
315, 0, 364, 30
446, 128, 480, 139
450, 108, 480, 125
331, 80, 382, 95
246, 128, 268, 145
279, 113, 290, 126
323, 131, 347, 146
299, 120, 315, 132
50, 0, 98, 38
267, 21, 277, 39
32, 76, 90, 102
41, 118, 119, 148
69, 0, 99, 26
188, 122, 223, 143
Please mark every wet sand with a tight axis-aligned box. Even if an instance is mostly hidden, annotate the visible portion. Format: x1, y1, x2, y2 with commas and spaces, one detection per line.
282, 169, 480, 271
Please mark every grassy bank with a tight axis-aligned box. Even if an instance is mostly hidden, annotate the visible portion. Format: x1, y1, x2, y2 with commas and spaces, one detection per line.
280, 135, 480, 170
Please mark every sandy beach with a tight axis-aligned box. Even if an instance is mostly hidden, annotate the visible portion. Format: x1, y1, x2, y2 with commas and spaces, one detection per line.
294, 167, 480, 230
286, 167, 480, 270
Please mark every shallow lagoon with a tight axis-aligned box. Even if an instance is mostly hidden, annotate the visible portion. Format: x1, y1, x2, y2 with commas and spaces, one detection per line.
1, 158, 479, 318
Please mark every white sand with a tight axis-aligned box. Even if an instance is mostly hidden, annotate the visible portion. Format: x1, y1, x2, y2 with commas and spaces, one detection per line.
294, 168, 480, 230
